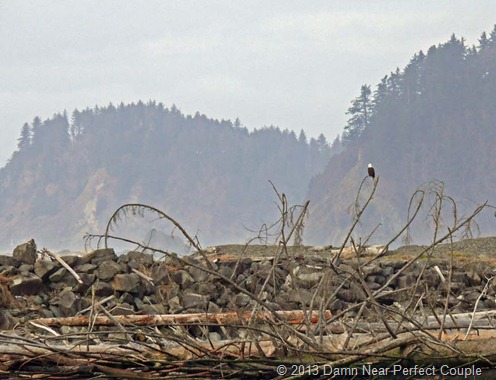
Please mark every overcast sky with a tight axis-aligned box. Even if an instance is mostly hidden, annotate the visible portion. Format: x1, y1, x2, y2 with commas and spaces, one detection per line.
1, 1, 495, 167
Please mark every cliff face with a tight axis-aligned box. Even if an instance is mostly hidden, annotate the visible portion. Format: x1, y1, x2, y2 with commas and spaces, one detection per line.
305, 32, 496, 246
0, 103, 331, 250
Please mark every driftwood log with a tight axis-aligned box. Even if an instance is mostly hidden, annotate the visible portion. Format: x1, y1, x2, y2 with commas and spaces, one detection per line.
30, 310, 332, 327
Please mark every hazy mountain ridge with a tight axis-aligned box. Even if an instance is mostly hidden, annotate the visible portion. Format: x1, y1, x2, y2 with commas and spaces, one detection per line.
0, 102, 332, 250
306, 27, 496, 245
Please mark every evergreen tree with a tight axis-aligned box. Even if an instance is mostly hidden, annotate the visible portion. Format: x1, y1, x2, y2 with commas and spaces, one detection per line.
343, 84, 372, 144
17, 123, 32, 150
478, 31, 490, 50
298, 129, 307, 144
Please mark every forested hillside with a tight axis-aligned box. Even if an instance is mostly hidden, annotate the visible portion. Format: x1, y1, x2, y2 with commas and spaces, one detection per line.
306, 27, 496, 245
0, 102, 332, 250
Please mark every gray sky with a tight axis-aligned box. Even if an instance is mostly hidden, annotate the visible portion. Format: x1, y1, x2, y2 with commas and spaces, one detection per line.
1, 1, 495, 167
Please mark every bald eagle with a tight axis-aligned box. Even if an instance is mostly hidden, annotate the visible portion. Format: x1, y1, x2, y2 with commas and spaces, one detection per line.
368, 163, 375, 179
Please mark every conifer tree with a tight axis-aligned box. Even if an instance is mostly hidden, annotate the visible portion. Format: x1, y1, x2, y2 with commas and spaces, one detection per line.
343, 84, 372, 144
17, 123, 32, 150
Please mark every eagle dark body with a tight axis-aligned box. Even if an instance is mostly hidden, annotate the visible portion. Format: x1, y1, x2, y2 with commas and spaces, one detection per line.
368, 164, 375, 179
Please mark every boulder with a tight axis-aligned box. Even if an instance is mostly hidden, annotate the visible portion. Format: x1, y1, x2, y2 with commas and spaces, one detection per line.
49, 268, 67, 282
82, 248, 117, 265
0, 266, 17, 276
90, 281, 114, 297
72, 273, 96, 293
168, 296, 182, 313
207, 301, 221, 313
182, 292, 209, 310
13, 239, 37, 265
112, 273, 140, 293
9, 276, 43, 296
296, 272, 323, 289
140, 304, 166, 315
18, 264, 34, 275
150, 264, 169, 285
58, 289, 79, 316
0, 255, 19, 267
60, 255, 81, 267
171, 270, 194, 289
234, 293, 251, 307
111, 303, 134, 316
34, 259, 58, 280
121, 251, 154, 267
95, 260, 121, 281
189, 266, 209, 282
74, 263, 97, 273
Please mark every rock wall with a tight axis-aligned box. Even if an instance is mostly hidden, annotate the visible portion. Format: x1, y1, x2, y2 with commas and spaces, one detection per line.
0, 241, 493, 330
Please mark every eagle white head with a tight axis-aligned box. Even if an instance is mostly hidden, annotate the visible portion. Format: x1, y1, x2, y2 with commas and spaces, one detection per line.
367, 163, 375, 179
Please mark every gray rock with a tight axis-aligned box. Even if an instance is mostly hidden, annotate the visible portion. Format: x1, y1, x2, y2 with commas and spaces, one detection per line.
467, 271, 482, 286
58, 289, 79, 316
171, 270, 194, 289
0, 266, 17, 276
150, 264, 169, 285
18, 264, 34, 275
182, 292, 209, 310
60, 255, 81, 267
13, 240, 37, 264
0, 255, 19, 267
119, 292, 135, 304
337, 289, 360, 303
140, 304, 166, 315
362, 264, 383, 277
286, 288, 315, 306
9, 275, 43, 296
0, 310, 17, 330
463, 290, 482, 303
112, 273, 140, 293
48, 305, 63, 318
168, 296, 182, 313
380, 266, 395, 277
32, 295, 45, 305
95, 260, 121, 281
208, 332, 222, 342
194, 281, 217, 296
134, 297, 145, 309
189, 266, 209, 282
34, 259, 58, 280
218, 266, 234, 279
330, 299, 345, 313
74, 263, 97, 273
296, 272, 323, 289
207, 301, 221, 313
72, 273, 97, 293
111, 303, 134, 316
396, 273, 416, 288
41, 309, 54, 318
234, 293, 251, 307
122, 251, 154, 267
49, 268, 67, 282
82, 248, 117, 265
90, 281, 114, 297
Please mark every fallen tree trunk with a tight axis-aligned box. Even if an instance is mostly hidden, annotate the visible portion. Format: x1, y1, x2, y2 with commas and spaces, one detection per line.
2, 329, 496, 363
30, 309, 332, 327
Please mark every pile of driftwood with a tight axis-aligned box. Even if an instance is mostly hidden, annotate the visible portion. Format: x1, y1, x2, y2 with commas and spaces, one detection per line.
2, 180, 496, 378
1, 307, 496, 379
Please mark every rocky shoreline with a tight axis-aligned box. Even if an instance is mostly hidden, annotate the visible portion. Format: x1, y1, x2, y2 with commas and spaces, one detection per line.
0, 238, 494, 334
